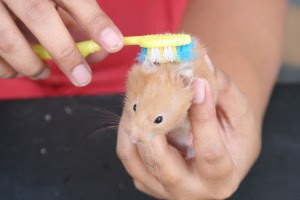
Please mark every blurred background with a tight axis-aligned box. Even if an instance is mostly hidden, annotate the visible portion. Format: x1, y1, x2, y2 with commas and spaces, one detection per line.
279, 0, 300, 82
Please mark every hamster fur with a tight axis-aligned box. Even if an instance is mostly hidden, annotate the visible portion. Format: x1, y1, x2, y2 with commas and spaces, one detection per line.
123, 39, 216, 159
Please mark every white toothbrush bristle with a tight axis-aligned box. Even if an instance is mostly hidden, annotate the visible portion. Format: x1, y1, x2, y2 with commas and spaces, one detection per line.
147, 47, 180, 63
164, 47, 173, 62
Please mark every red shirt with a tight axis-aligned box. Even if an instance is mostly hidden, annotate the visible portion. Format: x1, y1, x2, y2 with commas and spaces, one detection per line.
0, 0, 187, 99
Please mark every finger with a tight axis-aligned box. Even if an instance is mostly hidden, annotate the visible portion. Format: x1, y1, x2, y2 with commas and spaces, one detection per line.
136, 135, 192, 190
0, 57, 17, 79
215, 68, 249, 122
0, 3, 49, 79
5, 0, 91, 86
136, 136, 204, 198
189, 78, 233, 179
55, 7, 109, 64
55, 0, 124, 52
86, 50, 108, 63
56, 6, 89, 41
215, 68, 261, 178
116, 114, 169, 197
133, 180, 167, 199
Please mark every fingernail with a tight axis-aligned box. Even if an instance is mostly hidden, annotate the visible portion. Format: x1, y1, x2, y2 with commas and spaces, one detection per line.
32, 68, 51, 80
99, 27, 123, 51
193, 78, 206, 104
71, 64, 92, 87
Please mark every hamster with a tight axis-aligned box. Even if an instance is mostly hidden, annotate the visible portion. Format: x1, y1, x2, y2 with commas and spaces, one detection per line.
123, 39, 216, 159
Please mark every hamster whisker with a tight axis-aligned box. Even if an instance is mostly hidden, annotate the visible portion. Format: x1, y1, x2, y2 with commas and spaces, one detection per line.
87, 113, 121, 123
85, 118, 120, 127
89, 125, 119, 137
99, 121, 120, 126
76, 104, 121, 119
96, 114, 121, 122
99, 116, 121, 123
74, 104, 121, 129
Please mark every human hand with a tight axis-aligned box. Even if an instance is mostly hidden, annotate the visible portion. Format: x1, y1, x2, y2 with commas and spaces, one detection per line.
117, 67, 262, 199
0, 0, 123, 86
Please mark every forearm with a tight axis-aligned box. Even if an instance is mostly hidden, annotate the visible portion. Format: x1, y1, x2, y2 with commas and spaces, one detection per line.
181, 0, 287, 121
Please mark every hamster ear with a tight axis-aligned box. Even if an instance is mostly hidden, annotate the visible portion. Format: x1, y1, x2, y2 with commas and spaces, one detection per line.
141, 58, 157, 73
176, 62, 193, 88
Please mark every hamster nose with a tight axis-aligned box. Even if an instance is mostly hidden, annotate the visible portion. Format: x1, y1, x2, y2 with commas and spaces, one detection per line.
128, 134, 141, 144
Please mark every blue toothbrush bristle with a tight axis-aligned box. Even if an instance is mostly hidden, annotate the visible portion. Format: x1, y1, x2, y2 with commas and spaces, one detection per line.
137, 48, 148, 63
137, 39, 196, 63
177, 40, 196, 62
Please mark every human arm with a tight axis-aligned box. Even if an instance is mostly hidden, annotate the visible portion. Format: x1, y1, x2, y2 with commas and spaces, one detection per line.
181, 0, 287, 121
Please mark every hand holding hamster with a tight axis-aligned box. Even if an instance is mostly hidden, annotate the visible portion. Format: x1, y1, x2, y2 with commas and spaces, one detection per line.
117, 39, 260, 199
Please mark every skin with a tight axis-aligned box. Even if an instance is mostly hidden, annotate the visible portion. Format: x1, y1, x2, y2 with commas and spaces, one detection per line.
0, 0, 124, 86
0, 0, 286, 199
117, 0, 287, 199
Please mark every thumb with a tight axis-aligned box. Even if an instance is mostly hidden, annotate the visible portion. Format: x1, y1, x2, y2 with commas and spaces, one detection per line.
189, 78, 233, 178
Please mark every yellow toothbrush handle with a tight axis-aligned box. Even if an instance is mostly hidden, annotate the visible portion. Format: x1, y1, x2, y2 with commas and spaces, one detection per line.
32, 34, 190, 60
32, 36, 145, 60
32, 44, 52, 60
124, 36, 143, 46
32, 40, 102, 60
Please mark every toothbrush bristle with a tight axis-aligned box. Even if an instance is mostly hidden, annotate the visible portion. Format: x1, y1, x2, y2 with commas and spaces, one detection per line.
137, 40, 196, 63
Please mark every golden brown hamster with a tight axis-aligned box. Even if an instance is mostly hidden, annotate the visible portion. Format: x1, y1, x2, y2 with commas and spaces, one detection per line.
123, 39, 216, 158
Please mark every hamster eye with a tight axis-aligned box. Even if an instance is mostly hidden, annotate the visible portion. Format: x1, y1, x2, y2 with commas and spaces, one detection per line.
133, 104, 137, 112
154, 116, 163, 124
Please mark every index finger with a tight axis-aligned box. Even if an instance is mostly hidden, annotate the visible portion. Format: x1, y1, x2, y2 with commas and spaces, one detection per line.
136, 135, 191, 189
116, 114, 169, 197
5, 0, 91, 86
55, 0, 124, 53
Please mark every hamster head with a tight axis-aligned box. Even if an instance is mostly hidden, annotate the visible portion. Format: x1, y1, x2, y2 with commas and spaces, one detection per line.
124, 60, 194, 143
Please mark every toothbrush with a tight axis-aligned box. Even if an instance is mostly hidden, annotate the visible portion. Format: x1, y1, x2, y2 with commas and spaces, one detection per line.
32, 34, 195, 64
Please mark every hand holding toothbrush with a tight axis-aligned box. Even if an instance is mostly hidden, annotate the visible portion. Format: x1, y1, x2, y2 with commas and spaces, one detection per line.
0, 0, 124, 86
